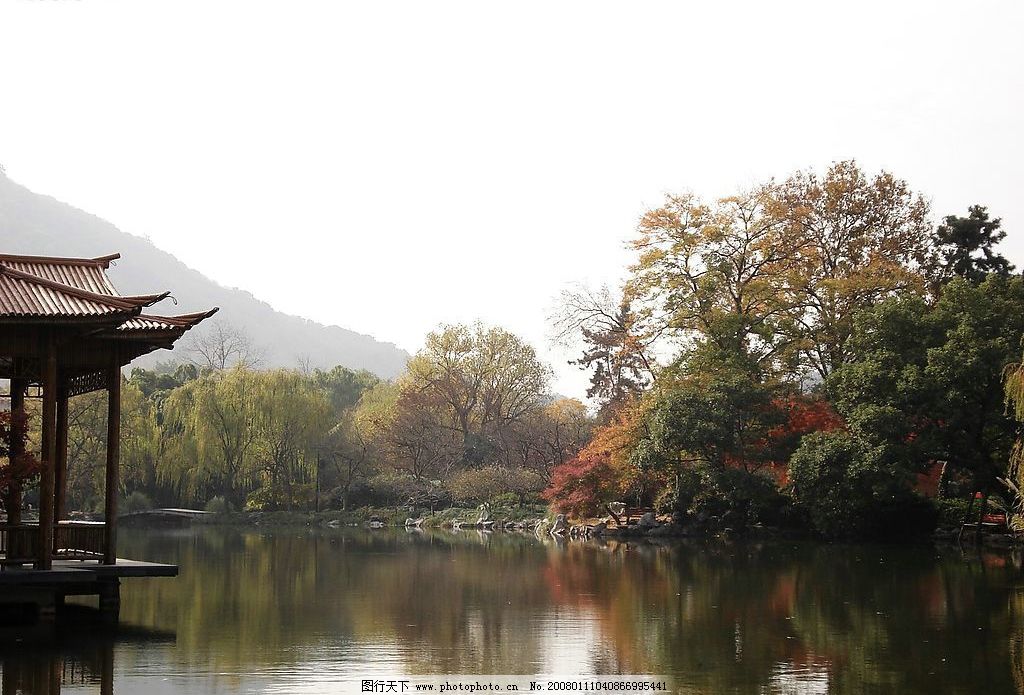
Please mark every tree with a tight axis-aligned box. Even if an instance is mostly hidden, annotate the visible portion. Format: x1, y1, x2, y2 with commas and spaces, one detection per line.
544, 400, 650, 517
551, 285, 659, 412
312, 366, 379, 415
249, 370, 330, 510
828, 276, 1024, 496
405, 323, 551, 469
628, 187, 802, 376
774, 160, 933, 378
187, 320, 264, 370
929, 205, 1014, 286
632, 355, 786, 475
161, 366, 262, 506
366, 381, 463, 480
0, 410, 39, 523
321, 410, 375, 510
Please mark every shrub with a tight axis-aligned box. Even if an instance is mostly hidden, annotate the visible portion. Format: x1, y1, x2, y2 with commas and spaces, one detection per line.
935, 497, 971, 528
447, 468, 507, 505
667, 465, 792, 526
122, 491, 154, 514
489, 492, 521, 508
789, 431, 935, 538
204, 495, 232, 515
543, 450, 622, 518
365, 473, 448, 508
503, 468, 547, 503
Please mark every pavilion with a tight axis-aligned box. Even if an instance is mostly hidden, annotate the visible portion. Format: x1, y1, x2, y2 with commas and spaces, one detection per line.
0, 252, 217, 619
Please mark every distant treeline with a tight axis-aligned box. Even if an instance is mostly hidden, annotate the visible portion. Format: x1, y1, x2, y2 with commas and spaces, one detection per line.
30, 323, 591, 515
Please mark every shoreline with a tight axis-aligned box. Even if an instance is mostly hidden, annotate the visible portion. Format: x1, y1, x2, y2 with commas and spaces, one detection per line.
120, 505, 1020, 547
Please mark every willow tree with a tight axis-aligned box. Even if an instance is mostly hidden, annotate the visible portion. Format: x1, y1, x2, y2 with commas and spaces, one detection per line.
161, 366, 262, 506
250, 370, 331, 509
1007, 349, 1024, 496
61, 380, 160, 511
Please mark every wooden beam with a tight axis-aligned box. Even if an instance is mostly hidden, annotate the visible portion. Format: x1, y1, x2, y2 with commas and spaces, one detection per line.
103, 359, 121, 565
37, 336, 57, 570
55, 383, 69, 524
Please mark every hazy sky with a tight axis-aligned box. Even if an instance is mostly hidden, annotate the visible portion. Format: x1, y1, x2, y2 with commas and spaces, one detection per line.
1, 1, 1022, 398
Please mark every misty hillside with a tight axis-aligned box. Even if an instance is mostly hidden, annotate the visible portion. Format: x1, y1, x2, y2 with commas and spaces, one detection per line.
0, 172, 409, 378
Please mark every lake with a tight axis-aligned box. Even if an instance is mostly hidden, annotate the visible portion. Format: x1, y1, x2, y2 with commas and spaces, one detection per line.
2, 527, 1023, 694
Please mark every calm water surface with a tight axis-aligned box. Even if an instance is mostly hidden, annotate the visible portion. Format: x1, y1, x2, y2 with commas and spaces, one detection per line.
3, 527, 1024, 694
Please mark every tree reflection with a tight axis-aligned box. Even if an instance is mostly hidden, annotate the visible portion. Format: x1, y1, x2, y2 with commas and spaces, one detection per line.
114, 528, 1024, 693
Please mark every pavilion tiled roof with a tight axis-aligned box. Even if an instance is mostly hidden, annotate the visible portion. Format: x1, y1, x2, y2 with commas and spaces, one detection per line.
0, 252, 120, 295
0, 262, 167, 319
0, 253, 218, 340
114, 310, 220, 335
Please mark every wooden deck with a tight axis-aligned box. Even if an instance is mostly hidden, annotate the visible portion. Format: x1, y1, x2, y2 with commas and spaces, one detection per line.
0, 558, 177, 624
0, 559, 178, 585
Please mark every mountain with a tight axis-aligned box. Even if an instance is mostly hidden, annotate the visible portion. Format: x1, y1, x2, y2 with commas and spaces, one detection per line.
0, 172, 409, 378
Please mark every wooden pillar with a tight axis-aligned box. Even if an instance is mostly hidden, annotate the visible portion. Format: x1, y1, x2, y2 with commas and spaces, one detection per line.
100, 637, 115, 695
5, 378, 27, 525
38, 339, 57, 570
54, 384, 69, 524
103, 361, 120, 565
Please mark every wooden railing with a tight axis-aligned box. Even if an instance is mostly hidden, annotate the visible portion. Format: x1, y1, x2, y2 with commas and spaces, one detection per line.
55, 521, 106, 560
0, 522, 106, 566
0, 524, 38, 564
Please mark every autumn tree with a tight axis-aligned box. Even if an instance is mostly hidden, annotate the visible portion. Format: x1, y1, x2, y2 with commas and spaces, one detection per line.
628, 186, 803, 377
0, 410, 39, 523
486, 397, 592, 476
544, 400, 650, 517
405, 323, 551, 468
774, 160, 933, 378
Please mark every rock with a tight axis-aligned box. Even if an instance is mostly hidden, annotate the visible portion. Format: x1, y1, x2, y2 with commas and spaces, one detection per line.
638, 512, 659, 529
550, 514, 568, 536
592, 521, 608, 536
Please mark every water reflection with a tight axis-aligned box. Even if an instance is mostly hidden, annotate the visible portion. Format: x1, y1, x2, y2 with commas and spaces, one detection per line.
4, 528, 1024, 694
0, 610, 174, 694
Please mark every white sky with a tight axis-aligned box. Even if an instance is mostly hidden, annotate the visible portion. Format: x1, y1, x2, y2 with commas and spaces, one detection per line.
1, 0, 1022, 399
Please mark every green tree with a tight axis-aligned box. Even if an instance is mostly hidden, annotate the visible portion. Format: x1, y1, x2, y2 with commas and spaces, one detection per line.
249, 370, 331, 510
161, 366, 262, 506
828, 276, 1024, 496
929, 205, 1014, 286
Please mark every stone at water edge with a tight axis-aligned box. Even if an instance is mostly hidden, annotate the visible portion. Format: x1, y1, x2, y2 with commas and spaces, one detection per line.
638, 512, 659, 529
